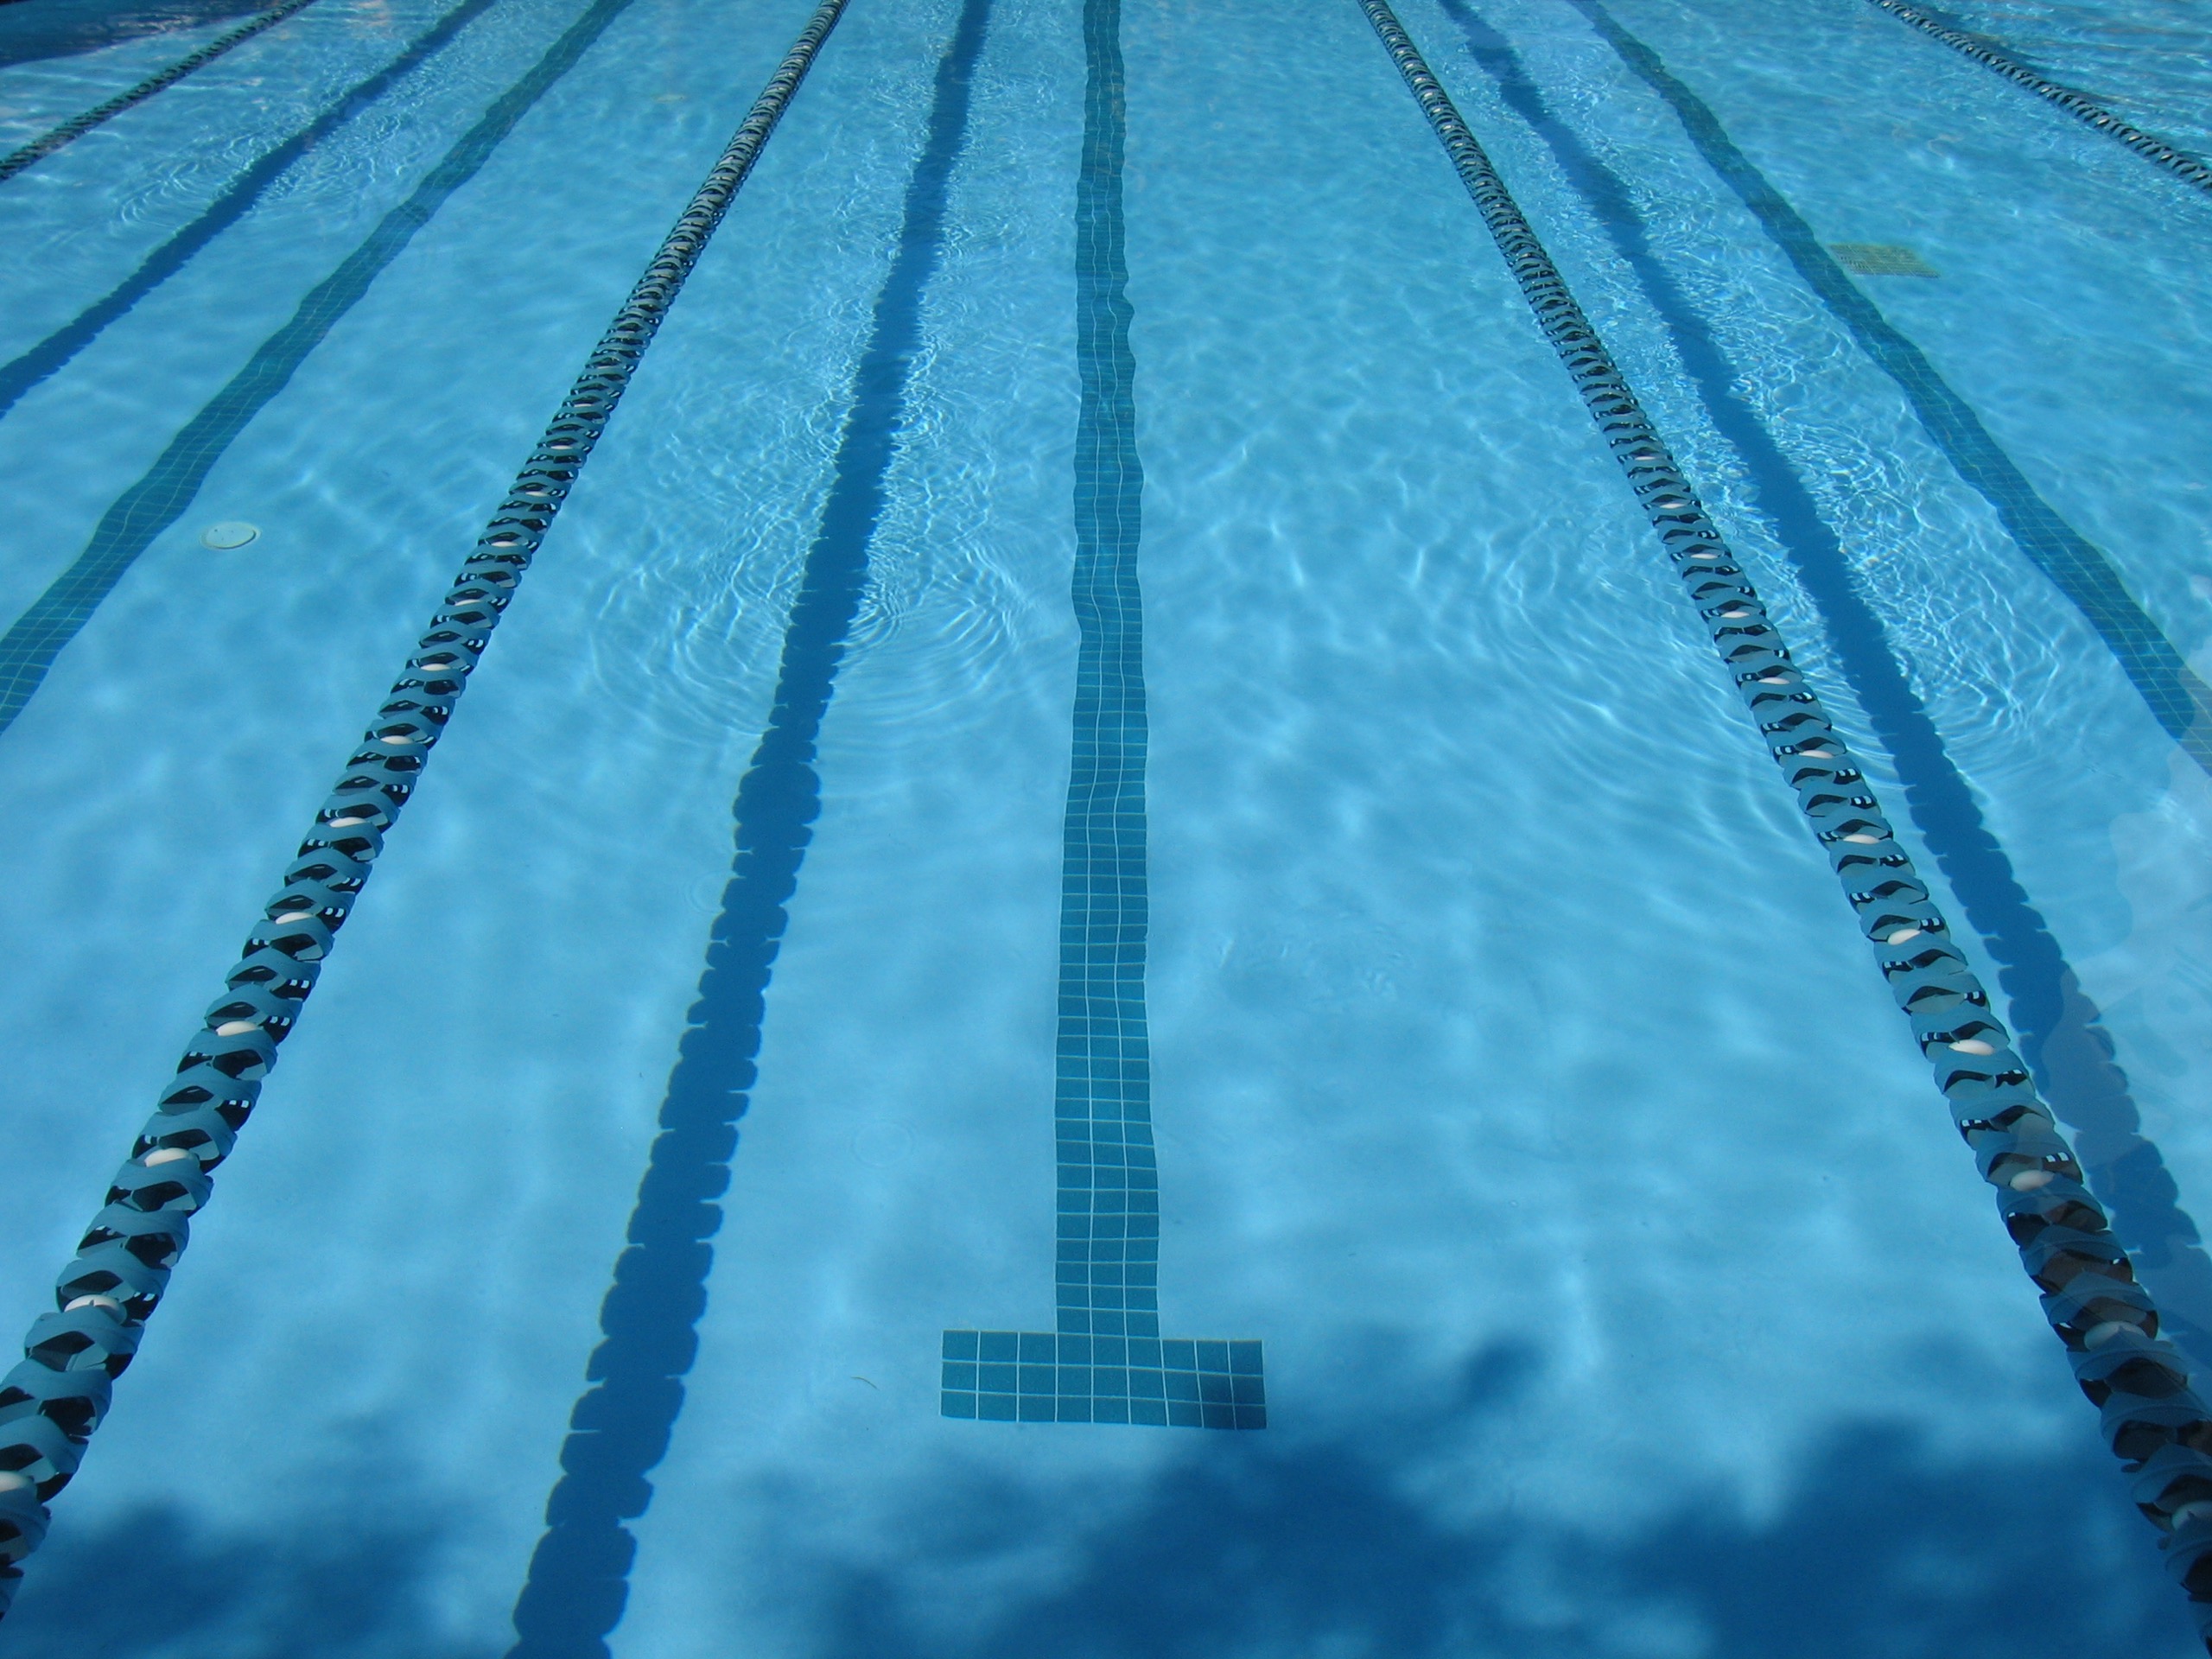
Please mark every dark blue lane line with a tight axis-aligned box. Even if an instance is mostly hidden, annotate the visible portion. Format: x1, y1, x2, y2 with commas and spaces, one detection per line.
0, 0, 508, 421
0, 0, 645, 736
937, 0, 1265, 1433
1558, 0, 2212, 779
504, 0, 995, 1648
1440, 0, 2212, 1363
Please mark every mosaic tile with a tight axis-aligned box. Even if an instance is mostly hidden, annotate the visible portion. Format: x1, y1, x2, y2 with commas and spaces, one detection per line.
1827, 241, 1941, 276
941, 1332, 1267, 1430
940, 0, 1262, 1428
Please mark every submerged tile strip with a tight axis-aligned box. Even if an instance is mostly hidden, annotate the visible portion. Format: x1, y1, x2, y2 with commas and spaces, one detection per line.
940, 1332, 1267, 1428
939, 0, 1264, 1433
1867, 0, 2212, 195
0, 0, 849, 1615
0, 0, 326, 187
1357, 0, 2212, 1643
1563, 0, 2212, 780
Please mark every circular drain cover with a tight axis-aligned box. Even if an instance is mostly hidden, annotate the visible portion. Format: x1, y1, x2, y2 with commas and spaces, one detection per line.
200, 521, 259, 550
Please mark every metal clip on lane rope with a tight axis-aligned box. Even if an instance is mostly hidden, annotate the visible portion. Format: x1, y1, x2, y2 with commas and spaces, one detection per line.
1354, 0, 2212, 1643
0, 0, 850, 1612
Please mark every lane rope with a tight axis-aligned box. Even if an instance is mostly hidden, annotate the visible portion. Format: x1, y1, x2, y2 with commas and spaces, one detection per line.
0, 0, 327, 187
1868, 0, 2212, 196
0, 0, 849, 1614
1357, 0, 2212, 1644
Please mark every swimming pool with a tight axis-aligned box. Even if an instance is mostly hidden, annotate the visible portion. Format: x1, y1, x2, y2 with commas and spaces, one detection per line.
0, 0, 2209, 1649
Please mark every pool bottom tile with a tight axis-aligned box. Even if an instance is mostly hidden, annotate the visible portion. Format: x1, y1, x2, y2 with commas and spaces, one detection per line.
940, 1330, 1266, 1430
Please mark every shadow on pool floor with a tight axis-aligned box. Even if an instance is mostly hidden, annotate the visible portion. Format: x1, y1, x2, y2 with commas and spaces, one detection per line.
0, 1338, 2193, 1658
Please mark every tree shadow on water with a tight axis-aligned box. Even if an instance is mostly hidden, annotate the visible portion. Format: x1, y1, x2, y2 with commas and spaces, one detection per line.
791, 1344, 2199, 1659
0, 1494, 500, 1659
0, 1343, 2194, 1657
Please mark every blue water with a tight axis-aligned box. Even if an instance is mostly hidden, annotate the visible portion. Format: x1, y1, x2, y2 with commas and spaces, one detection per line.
1, 0, 2210, 1652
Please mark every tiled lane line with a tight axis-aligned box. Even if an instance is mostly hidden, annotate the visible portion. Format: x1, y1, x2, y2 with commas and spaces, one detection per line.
0, 0, 647, 734
937, 0, 1267, 1435
0, 0, 517, 424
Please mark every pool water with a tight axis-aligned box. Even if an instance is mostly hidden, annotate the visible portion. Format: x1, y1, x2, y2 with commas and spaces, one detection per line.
1, 0, 2211, 1652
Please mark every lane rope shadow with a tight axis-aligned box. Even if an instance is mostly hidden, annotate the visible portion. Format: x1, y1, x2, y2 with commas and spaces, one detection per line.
504, 0, 996, 1649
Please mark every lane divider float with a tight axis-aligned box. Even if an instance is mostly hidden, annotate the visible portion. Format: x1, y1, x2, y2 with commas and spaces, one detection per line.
0, 0, 850, 1614
1357, 0, 2212, 1643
